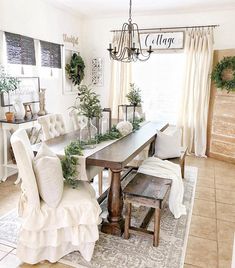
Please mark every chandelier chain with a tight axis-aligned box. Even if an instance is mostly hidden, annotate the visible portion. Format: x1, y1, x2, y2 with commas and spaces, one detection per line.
128, 0, 132, 23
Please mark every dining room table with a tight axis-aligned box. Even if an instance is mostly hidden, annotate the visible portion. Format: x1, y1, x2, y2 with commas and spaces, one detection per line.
32, 121, 169, 236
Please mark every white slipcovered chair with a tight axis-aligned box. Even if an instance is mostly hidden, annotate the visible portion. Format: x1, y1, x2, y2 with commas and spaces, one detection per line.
38, 114, 66, 141
11, 129, 102, 264
69, 111, 104, 195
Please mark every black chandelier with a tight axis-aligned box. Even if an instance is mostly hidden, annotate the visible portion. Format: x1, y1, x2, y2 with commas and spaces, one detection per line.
107, 0, 153, 63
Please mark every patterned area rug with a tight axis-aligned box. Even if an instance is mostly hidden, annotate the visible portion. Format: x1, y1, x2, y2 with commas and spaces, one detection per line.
0, 166, 197, 268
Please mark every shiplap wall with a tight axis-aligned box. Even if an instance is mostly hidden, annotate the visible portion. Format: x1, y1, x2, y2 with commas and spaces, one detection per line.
207, 49, 235, 163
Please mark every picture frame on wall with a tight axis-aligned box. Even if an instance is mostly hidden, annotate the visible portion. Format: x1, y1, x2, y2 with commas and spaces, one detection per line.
91, 58, 104, 87
62, 47, 80, 95
1, 77, 40, 107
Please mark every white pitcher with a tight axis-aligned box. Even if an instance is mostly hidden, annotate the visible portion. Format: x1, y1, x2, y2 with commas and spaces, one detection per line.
13, 98, 25, 120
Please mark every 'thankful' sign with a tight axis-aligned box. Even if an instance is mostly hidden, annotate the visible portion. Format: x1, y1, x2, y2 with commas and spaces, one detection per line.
140, 31, 184, 50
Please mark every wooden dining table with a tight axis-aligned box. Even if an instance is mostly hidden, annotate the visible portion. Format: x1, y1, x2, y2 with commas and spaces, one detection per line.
33, 121, 168, 236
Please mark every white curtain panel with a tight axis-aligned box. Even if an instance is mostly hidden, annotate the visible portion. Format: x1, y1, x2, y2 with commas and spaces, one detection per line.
109, 32, 132, 119
177, 29, 214, 157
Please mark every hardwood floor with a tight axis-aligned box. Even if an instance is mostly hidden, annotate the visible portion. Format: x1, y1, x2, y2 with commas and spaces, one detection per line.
0, 155, 234, 268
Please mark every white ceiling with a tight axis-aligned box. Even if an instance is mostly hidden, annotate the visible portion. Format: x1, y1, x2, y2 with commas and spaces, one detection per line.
44, 0, 235, 17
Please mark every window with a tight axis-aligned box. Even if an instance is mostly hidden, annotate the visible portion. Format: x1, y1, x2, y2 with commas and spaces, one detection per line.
132, 52, 185, 124
40, 41, 61, 69
5, 32, 36, 65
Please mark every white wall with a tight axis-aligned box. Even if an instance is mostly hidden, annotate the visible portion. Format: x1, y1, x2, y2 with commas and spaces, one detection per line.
0, 0, 83, 176
81, 8, 235, 107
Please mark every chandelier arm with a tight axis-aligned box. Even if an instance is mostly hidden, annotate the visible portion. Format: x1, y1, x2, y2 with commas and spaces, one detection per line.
115, 23, 129, 57
137, 53, 151, 62
132, 23, 146, 54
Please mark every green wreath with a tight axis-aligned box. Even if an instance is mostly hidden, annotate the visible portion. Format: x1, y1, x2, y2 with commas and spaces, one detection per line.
65, 53, 85, 86
211, 56, 235, 93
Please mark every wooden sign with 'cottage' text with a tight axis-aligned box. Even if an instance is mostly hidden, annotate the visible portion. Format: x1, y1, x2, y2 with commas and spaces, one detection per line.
140, 31, 184, 50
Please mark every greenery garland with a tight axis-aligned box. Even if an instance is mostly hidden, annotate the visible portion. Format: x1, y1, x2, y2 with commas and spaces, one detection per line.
61, 154, 79, 188
60, 121, 145, 188
60, 125, 122, 187
61, 141, 83, 188
65, 53, 85, 86
132, 117, 144, 131
211, 56, 235, 93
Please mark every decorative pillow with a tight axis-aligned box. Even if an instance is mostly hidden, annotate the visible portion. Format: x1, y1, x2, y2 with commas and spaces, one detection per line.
33, 143, 64, 208
116, 121, 133, 136
155, 129, 182, 159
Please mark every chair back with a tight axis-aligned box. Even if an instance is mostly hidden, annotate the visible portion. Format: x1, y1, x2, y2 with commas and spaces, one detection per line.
69, 110, 87, 131
10, 129, 40, 209
38, 114, 66, 141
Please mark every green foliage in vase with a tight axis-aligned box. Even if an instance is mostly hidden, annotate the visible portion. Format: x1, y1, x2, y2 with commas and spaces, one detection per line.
126, 83, 142, 106
65, 53, 85, 86
71, 85, 102, 119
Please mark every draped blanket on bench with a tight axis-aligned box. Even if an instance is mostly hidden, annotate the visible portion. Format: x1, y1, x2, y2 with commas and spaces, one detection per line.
138, 157, 186, 219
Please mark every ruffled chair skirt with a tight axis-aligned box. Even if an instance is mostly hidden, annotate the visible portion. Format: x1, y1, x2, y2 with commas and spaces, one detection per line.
17, 225, 98, 264
17, 182, 102, 264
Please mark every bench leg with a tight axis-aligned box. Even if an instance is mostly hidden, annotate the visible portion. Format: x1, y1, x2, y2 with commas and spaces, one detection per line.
153, 207, 160, 247
181, 159, 185, 178
124, 202, 131, 239
98, 171, 103, 196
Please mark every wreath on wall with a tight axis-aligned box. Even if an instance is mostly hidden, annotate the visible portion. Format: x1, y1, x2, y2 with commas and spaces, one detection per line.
211, 56, 235, 93
65, 53, 85, 86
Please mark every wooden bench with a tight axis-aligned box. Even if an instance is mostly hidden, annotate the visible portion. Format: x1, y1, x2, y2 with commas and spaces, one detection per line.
123, 173, 172, 247
167, 147, 187, 178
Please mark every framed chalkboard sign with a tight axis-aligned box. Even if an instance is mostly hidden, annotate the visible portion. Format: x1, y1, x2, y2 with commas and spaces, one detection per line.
1, 77, 40, 107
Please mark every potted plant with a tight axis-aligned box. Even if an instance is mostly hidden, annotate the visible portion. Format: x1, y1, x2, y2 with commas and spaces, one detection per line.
126, 83, 142, 106
0, 65, 20, 122
126, 83, 142, 122
70, 85, 102, 148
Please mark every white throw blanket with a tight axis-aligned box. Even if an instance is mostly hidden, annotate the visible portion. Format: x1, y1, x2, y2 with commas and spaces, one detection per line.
138, 157, 186, 219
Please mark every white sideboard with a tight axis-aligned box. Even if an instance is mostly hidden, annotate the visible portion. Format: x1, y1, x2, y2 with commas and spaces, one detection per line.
0, 116, 39, 183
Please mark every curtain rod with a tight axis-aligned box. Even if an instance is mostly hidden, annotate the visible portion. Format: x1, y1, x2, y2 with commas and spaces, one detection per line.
110, 24, 219, 32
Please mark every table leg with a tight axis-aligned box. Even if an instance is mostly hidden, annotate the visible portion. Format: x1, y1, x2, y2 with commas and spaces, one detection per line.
101, 168, 124, 236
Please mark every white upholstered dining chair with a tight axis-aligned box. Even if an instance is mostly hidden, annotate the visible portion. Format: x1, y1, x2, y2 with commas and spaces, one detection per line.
69, 111, 104, 196
11, 129, 101, 264
37, 114, 66, 141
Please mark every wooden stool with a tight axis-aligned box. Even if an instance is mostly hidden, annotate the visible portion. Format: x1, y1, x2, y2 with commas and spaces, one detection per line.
167, 147, 187, 178
123, 173, 172, 247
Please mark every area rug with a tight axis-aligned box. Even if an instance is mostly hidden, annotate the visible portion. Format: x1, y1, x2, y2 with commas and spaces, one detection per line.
0, 166, 197, 268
